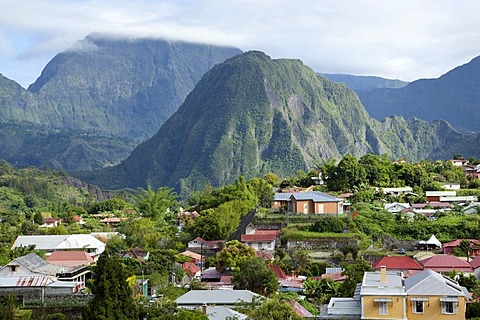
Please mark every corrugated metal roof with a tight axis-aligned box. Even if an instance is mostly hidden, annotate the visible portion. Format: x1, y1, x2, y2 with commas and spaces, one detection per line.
176, 290, 260, 305
405, 269, 468, 297
9, 253, 75, 275
0, 275, 54, 287
274, 191, 340, 203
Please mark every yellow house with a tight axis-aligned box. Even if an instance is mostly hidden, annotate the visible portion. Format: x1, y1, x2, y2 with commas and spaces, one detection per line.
272, 191, 343, 215
361, 267, 407, 319
405, 269, 469, 319
322, 268, 469, 320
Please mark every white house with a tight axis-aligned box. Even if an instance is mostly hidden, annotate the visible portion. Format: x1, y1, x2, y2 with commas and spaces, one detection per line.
11, 234, 106, 258
384, 202, 410, 214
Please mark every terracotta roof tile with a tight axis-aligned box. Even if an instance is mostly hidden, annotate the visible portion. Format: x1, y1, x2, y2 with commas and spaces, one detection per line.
373, 256, 423, 270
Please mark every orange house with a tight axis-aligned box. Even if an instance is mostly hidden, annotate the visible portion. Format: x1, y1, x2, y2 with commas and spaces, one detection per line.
273, 191, 343, 215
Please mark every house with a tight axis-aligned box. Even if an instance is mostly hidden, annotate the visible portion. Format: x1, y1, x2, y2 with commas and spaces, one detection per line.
384, 202, 410, 214
46, 250, 94, 267
450, 159, 469, 167
203, 306, 248, 320
442, 182, 461, 190
373, 256, 423, 275
0, 253, 90, 302
121, 247, 150, 263
443, 239, 480, 257
404, 269, 470, 318
464, 164, 480, 179
175, 289, 261, 308
463, 203, 480, 214
380, 186, 413, 196
39, 217, 61, 228
273, 191, 343, 215
420, 254, 473, 274
177, 210, 200, 231
469, 256, 480, 279
11, 234, 106, 259
426, 191, 456, 202
241, 230, 280, 251
179, 250, 204, 265
320, 268, 470, 319
187, 237, 225, 254
0, 253, 90, 284
182, 261, 201, 279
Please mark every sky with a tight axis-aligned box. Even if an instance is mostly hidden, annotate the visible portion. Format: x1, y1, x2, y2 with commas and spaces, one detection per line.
1, 0, 480, 88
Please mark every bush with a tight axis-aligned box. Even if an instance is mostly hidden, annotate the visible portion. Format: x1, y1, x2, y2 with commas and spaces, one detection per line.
310, 217, 345, 233
46, 313, 65, 320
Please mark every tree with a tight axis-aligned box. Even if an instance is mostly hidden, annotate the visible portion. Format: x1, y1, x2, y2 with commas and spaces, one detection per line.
83, 252, 138, 320
216, 240, 256, 273
458, 239, 472, 262
246, 297, 302, 320
233, 257, 279, 295
326, 154, 367, 191
133, 185, 178, 223
340, 260, 372, 297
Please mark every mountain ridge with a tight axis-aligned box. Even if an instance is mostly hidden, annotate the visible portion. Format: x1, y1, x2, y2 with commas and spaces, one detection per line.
76, 51, 480, 193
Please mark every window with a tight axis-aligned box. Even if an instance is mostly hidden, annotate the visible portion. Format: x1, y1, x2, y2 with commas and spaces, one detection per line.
378, 302, 388, 315
412, 301, 424, 314
441, 301, 457, 314
9, 266, 16, 272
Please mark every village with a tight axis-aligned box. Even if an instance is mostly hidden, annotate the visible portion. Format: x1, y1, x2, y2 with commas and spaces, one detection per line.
0, 157, 480, 319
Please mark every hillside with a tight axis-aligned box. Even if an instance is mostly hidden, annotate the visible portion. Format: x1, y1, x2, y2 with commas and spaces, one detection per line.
0, 35, 241, 170
322, 73, 408, 92
358, 55, 480, 133
78, 51, 480, 193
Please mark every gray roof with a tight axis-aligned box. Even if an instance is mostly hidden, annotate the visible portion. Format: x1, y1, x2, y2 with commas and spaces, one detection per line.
360, 271, 405, 296
320, 298, 361, 319
206, 306, 247, 320
12, 234, 106, 251
274, 191, 340, 203
405, 269, 469, 297
176, 290, 261, 306
7, 253, 75, 275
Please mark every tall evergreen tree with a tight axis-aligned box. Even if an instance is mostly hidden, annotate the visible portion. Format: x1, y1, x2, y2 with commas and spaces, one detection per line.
83, 252, 138, 320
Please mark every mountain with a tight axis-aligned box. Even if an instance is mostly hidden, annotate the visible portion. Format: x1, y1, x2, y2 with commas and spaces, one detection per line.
0, 35, 242, 170
358, 56, 480, 133
322, 73, 408, 92
78, 51, 479, 193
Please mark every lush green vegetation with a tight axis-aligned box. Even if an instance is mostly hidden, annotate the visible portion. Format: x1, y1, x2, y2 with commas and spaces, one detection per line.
80, 51, 480, 194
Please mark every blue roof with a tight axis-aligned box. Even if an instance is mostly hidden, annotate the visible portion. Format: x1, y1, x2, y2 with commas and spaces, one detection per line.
274, 191, 340, 203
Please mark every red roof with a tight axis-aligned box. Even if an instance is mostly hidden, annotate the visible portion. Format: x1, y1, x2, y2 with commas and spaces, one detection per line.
320, 271, 347, 282
43, 218, 60, 223
256, 251, 274, 261
290, 300, 314, 317
46, 250, 94, 267
421, 254, 473, 272
241, 233, 277, 242
443, 239, 480, 248
183, 261, 200, 276
470, 256, 480, 269
373, 256, 423, 271
268, 264, 287, 280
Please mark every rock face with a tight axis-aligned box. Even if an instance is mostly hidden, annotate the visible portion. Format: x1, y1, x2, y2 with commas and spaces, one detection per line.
79, 51, 479, 193
0, 35, 242, 170
358, 55, 480, 133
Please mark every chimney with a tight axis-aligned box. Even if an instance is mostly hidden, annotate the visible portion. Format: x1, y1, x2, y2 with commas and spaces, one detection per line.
202, 303, 207, 315
380, 266, 387, 283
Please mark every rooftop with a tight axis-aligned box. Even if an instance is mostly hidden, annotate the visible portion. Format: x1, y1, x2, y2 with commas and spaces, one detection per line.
360, 271, 405, 296
373, 256, 423, 271
405, 269, 469, 297
175, 289, 260, 306
420, 254, 473, 272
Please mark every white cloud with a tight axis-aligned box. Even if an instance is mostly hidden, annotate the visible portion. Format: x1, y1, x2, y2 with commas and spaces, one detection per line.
1, 0, 480, 86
